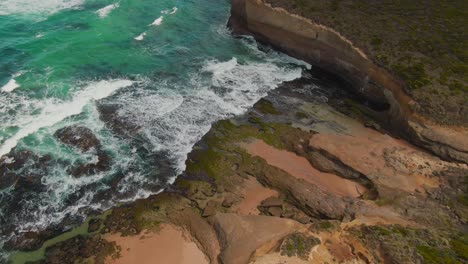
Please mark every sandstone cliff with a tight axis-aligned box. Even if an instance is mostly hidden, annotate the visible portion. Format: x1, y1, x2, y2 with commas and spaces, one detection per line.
228, 0, 468, 164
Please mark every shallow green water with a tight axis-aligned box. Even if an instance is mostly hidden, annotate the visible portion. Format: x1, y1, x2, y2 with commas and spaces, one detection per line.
0, 0, 307, 259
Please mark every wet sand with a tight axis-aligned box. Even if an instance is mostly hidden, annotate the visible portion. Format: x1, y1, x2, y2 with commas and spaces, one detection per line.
244, 140, 367, 197
105, 224, 209, 264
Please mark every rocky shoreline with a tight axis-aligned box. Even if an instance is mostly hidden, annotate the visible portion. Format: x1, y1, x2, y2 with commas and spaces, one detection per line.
5, 1, 468, 263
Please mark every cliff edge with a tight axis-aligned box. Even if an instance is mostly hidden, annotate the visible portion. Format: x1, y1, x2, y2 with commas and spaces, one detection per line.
228, 0, 468, 163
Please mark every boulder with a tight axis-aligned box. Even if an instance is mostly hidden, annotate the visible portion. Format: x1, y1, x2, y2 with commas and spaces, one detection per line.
68, 151, 112, 177
54, 126, 113, 177
54, 126, 101, 152
222, 196, 236, 208
267, 207, 283, 217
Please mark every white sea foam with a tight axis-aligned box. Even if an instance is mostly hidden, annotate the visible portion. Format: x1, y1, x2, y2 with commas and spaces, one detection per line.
0, 57, 304, 248
115, 58, 302, 174
161, 7, 177, 15
134, 32, 146, 41
204, 57, 302, 115
96, 3, 119, 18
203, 57, 238, 75
149, 16, 163, 26
0, 79, 133, 157
2, 157, 15, 164
1, 79, 20, 93
1, 72, 25, 93
0, 0, 84, 16
236, 35, 312, 70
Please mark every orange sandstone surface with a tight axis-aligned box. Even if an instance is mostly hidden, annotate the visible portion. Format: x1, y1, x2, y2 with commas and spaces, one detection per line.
244, 139, 367, 197
104, 225, 209, 264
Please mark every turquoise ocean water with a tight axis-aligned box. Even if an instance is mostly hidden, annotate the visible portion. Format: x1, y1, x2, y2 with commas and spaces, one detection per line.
0, 0, 307, 259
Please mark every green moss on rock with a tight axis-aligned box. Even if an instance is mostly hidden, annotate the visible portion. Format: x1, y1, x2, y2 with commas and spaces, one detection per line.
254, 98, 281, 115
319, 220, 333, 230
186, 119, 300, 176
295, 111, 309, 119
352, 225, 467, 264
280, 232, 320, 260
416, 245, 460, 264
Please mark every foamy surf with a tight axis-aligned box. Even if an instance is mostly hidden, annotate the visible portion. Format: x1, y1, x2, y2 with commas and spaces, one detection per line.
96, 3, 119, 18
0, 79, 133, 157
1, 79, 20, 93
115, 58, 302, 175
0, 0, 84, 16
1, 72, 24, 93
135, 32, 146, 41
161, 7, 178, 15
203, 57, 238, 75
202, 57, 302, 115
149, 16, 163, 26
0, 0, 312, 259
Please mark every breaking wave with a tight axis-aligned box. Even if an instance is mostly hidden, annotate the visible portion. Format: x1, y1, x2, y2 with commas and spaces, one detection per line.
0, 0, 84, 16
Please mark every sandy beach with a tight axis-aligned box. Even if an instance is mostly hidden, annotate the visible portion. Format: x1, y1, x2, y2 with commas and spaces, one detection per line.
105, 224, 209, 264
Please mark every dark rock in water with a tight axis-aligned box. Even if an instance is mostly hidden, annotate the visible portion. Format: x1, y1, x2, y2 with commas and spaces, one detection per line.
147, 151, 176, 183
68, 150, 112, 177
1, 150, 33, 169
0, 149, 52, 252
14, 174, 44, 193
4, 231, 49, 252
88, 218, 103, 233
54, 125, 113, 177
3, 213, 85, 252
54, 126, 101, 152
0, 172, 18, 189
1, 150, 42, 176
0, 152, 32, 189
0, 146, 111, 252
0, 150, 50, 191
4, 228, 57, 252
96, 103, 140, 137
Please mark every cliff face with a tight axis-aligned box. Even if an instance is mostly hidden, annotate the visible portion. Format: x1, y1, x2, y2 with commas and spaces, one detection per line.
229, 0, 405, 108
228, 0, 468, 163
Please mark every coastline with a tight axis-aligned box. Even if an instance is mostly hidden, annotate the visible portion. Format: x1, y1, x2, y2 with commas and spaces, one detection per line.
228, 0, 468, 164
7, 0, 468, 263
11, 70, 468, 264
